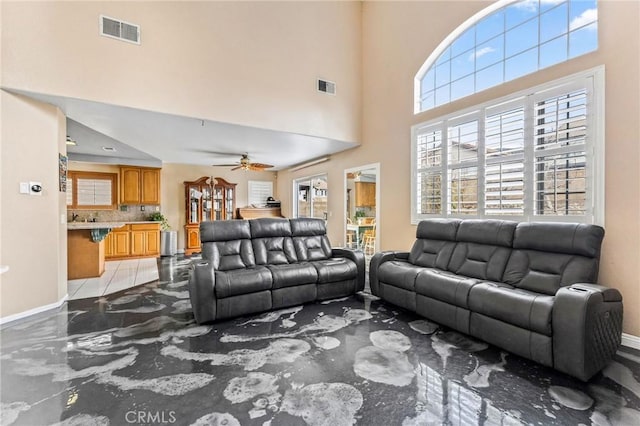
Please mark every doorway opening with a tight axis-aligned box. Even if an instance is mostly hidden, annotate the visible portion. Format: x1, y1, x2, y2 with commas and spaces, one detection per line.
344, 163, 380, 255
293, 174, 328, 219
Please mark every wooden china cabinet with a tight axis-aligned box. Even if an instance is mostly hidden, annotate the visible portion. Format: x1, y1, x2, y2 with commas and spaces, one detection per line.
184, 176, 237, 255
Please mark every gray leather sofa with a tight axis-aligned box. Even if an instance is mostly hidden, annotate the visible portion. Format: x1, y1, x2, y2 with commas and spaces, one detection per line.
189, 217, 364, 324
370, 219, 623, 381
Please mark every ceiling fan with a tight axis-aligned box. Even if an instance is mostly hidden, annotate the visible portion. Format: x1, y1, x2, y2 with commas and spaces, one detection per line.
212, 153, 274, 171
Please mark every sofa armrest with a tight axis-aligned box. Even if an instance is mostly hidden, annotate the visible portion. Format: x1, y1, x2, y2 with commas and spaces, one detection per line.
331, 248, 365, 292
188, 260, 218, 324
552, 283, 623, 381
369, 251, 410, 296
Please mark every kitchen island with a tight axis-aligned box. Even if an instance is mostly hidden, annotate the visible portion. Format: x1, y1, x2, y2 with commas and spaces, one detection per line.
67, 222, 125, 279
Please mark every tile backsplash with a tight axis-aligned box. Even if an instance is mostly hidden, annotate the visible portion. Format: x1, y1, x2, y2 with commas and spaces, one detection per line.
68, 205, 161, 223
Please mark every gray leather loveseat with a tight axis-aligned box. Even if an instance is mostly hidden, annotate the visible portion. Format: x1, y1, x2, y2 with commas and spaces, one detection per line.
189, 217, 364, 324
370, 219, 623, 381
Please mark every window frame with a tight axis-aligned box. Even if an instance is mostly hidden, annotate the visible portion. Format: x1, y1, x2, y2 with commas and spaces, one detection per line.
411, 66, 605, 226
67, 171, 118, 210
248, 180, 274, 207
414, 0, 599, 113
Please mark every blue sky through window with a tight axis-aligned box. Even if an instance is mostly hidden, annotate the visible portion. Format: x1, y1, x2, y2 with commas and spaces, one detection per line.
419, 0, 598, 112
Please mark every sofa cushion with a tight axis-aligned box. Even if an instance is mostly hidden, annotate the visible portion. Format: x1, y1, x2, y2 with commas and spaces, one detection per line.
448, 243, 512, 282
312, 258, 357, 284
445, 220, 517, 281
409, 240, 457, 269
505, 222, 603, 295
201, 219, 251, 242
206, 240, 256, 271
408, 219, 459, 269
414, 268, 480, 309
250, 217, 293, 239
215, 266, 272, 298
250, 218, 297, 265
293, 235, 332, 261
290, 218, 332, 261
503, 250, 599, 295
468, 282, 554, 336
455, 219, 517, 247
200, 220, 256, 270
378, 261, 425, 292
513, 222, 604, 258
415, 218, 461, 240
267, 263, 318, 289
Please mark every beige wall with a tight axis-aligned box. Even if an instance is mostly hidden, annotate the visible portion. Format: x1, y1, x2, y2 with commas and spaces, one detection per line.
161, 164, 277, 252
1, 1, 362, 144
280, 0, 640, 335
0, 91, 66, 318
352, 0, 637, 335
1, 1, 639, 336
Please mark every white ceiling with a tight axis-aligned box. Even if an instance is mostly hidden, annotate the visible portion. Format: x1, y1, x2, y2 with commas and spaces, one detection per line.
10, 89, 359, 170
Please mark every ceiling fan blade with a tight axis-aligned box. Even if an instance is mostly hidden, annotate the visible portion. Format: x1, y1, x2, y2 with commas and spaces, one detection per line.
230, 165, 244, 171
212, 163, 240, 167
249, 163, 274, 169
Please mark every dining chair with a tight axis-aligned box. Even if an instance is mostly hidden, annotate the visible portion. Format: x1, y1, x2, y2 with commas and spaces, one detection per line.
362, 220, 376, 255
346, 218, 357, 249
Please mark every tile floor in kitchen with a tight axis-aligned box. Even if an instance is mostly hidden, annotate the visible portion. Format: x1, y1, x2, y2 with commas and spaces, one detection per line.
67, 258, 159, 300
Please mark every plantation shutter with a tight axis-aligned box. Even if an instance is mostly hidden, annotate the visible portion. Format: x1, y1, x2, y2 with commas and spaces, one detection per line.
532, 83, 589, 216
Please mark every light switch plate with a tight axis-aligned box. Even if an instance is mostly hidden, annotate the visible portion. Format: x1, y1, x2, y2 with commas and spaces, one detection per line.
19, 182, 30, 194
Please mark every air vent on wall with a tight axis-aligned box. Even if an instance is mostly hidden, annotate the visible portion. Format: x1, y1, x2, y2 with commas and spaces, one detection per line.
100, 15, 140, 45
317, 79, 336, 95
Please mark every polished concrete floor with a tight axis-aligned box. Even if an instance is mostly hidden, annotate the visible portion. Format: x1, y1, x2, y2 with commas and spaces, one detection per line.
1, 255, 639, 425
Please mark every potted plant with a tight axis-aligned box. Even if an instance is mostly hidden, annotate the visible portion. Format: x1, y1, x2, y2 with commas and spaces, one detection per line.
148, 212, 170, 231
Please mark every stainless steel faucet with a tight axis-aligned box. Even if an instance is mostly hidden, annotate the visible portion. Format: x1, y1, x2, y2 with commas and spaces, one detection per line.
72, 213, 79, 222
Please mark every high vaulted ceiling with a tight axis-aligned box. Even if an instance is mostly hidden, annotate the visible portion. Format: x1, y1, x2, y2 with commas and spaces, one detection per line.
11, 89, 359, 170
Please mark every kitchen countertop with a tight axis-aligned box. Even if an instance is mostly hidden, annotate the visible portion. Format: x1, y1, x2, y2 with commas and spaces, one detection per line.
67, 222, 127, 230
67, 221, 162, 230
125, 221, 162, 224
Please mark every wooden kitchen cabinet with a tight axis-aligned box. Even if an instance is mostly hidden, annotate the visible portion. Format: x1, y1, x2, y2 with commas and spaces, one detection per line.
130, 230, 146, 256
104, 225, 130, 258
355, 182, 376, 207
130, 223, 160, 256
105, 223, 159, 259
104, 232, 114, 258
120, 167, 161, 205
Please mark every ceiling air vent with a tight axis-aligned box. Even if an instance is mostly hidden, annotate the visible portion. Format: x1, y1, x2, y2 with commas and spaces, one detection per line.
317, 79, 336, 95
100, 15, 140, 45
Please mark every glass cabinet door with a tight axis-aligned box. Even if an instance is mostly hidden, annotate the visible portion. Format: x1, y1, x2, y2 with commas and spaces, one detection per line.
226, 187, 234, 219
189, 185, 201, 224
202, 186, 212, 222
214, 187, 223, 220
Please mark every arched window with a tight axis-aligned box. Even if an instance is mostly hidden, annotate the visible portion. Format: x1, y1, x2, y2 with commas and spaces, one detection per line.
415, 0, 598, 113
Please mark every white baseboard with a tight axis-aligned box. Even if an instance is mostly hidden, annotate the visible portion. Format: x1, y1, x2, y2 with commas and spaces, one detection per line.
621, 333, 640, 350
0, 294, 68, 327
